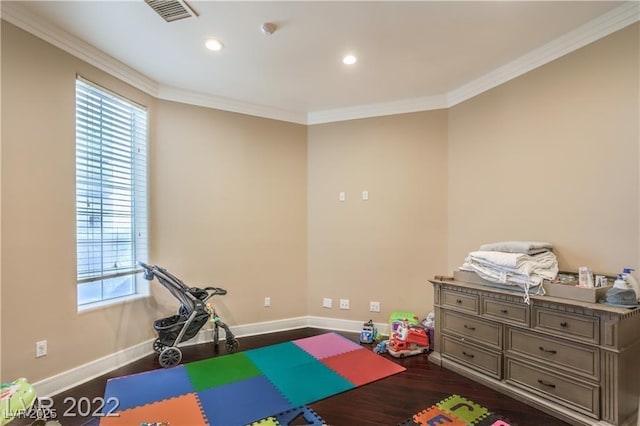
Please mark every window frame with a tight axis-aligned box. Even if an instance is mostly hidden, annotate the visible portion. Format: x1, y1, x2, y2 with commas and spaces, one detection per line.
75, 76, 149, 311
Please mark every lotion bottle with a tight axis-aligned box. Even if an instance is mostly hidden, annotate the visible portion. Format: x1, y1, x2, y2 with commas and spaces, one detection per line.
622, 268, 639, 299
614, 274, 628, 289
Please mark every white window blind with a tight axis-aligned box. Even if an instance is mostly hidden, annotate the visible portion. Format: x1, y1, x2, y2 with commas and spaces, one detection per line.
75, 77, 148, 306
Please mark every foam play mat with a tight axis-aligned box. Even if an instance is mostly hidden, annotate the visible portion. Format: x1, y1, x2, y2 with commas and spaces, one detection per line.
397, 394, 516, 426
100, 332, 405, 425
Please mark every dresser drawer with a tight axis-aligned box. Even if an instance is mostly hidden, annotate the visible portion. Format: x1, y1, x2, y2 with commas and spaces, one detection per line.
482, 298, 529, 326
505, 328, 599, 381
442, 310, 502, 349
442, 335, 502, 379
532, 307, 599, 344
442, 290, 479, 314
505, 358, 599, 418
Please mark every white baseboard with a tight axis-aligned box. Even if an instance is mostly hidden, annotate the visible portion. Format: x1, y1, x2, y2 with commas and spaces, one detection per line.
33, 316, 386, 397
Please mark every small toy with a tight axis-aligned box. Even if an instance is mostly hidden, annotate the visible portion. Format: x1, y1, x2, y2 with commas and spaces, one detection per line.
387, 319, 430, 358
422, 311, 435, 328
373, 340, 388, 354
359, 320, 378, 344
389, 311, 420, 335
1, 378, 36, 426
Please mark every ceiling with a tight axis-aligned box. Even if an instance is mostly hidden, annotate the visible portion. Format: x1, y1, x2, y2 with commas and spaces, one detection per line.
2, 1, 638, 124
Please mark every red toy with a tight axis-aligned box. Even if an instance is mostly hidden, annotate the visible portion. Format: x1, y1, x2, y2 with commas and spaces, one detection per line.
387, 319, 430, 358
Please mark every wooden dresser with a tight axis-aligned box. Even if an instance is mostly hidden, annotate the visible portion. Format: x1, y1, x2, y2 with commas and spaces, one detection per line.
429, 272, 640, 426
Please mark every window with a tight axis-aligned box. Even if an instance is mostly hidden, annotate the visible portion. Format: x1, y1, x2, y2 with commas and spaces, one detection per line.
75, 77, 148, 309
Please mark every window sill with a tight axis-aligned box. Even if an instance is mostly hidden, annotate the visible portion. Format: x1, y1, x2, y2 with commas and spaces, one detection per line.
77, 293, 150, 314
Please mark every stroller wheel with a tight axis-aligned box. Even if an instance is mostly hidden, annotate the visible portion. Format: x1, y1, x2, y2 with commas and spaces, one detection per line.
225, 338, 239, 353
153, 338, 165, 353
158, 346, 182, 368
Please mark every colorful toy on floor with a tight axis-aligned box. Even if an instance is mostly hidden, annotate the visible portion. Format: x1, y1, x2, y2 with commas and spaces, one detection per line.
396, 394, 514, 426
359, 320, 379, 344
1, 378, 36, 426
387, 318, 430, 358
373, 340, 388, 354
389, 311, 420, 335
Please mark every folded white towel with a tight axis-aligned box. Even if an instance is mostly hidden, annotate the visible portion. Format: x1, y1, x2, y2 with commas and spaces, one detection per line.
479, 241, 552, 254
462, 249, 559, 304
468, 250, 557, 279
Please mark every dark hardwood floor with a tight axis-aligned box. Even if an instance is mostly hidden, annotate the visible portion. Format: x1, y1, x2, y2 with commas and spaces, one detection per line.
19, 328, 570, 426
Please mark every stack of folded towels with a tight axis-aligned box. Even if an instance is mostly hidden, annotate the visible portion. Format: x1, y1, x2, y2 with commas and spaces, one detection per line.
460, 241, 559, 304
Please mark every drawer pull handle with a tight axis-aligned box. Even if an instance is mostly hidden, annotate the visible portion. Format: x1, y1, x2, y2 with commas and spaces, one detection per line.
456, 299, 462, 304
500, 309, 508, 314
537, 379, 556, 389
462, 351, 475, 358
538, 346, 557, 354
560, 322, 568, 328
463, 324, 476, 331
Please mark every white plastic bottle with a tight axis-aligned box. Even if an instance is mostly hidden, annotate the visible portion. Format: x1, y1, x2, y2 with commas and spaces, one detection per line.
622, 268, 639, 299
614, 274, 629, 289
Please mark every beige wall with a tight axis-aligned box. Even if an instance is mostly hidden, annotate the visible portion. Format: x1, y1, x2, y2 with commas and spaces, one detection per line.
448, 23, 639, 275
307, 112, 448, 322
151, 101, 308, 324
1, 22, 307, 382
0, 18, 3, 376
1, 17, 638, 386
1, 22, 161, 382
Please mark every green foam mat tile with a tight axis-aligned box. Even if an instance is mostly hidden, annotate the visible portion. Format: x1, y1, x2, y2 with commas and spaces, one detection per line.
436, 394, 489, 425
184, 351, 262, 391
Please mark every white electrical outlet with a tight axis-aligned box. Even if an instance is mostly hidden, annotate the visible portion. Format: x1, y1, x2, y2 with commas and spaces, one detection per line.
339, 192, 345, 202
370, 301, 380, 313
323, 297, 333, 308
362, 190, 369, 200
36, 340, 47, 358
339, 299, 350, 310
264, 297, 271, 307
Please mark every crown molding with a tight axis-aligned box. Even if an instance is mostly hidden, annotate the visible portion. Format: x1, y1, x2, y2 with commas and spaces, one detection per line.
307, 94, 448, 125
157, 85, 308, 125
2, 1, 638, 125
309, 1, 639, 121
1, 1, 159, 97
446, 1, 640, 107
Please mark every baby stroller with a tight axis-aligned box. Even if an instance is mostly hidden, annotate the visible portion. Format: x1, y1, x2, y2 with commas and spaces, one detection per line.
139, 262, 239, 368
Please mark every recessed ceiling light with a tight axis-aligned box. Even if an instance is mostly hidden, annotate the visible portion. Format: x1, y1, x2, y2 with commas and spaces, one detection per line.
205, 38, 223, 52
342, 55, 357, 65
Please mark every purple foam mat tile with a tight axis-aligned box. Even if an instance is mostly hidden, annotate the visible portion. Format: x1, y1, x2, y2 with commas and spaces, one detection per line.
292, 332, 362, 359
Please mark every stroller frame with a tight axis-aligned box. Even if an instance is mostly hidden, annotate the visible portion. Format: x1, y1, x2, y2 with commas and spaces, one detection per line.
139, 262, 239, 368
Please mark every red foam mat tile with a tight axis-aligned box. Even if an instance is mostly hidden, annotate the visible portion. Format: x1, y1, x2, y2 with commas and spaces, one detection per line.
321, 347, 406, 386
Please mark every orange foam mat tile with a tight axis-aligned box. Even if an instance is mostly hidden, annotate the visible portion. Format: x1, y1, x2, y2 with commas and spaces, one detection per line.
99, 392, 206, 426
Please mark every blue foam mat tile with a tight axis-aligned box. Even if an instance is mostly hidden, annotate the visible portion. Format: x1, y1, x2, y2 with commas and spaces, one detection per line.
198, 375, 293, 425
102, 365, 193, 412
273, 406, 326, 425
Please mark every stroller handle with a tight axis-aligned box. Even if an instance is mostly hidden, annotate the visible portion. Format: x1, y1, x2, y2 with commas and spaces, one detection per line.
138, 262, 155, 281
138, 262, 229, 298
203, 286, 227, 296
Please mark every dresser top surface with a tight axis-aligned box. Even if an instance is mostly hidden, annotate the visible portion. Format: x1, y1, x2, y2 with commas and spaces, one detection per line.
429, 276, 639, 314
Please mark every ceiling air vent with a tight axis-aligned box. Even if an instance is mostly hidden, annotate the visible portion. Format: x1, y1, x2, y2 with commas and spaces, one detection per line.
145, 0, 198, 22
